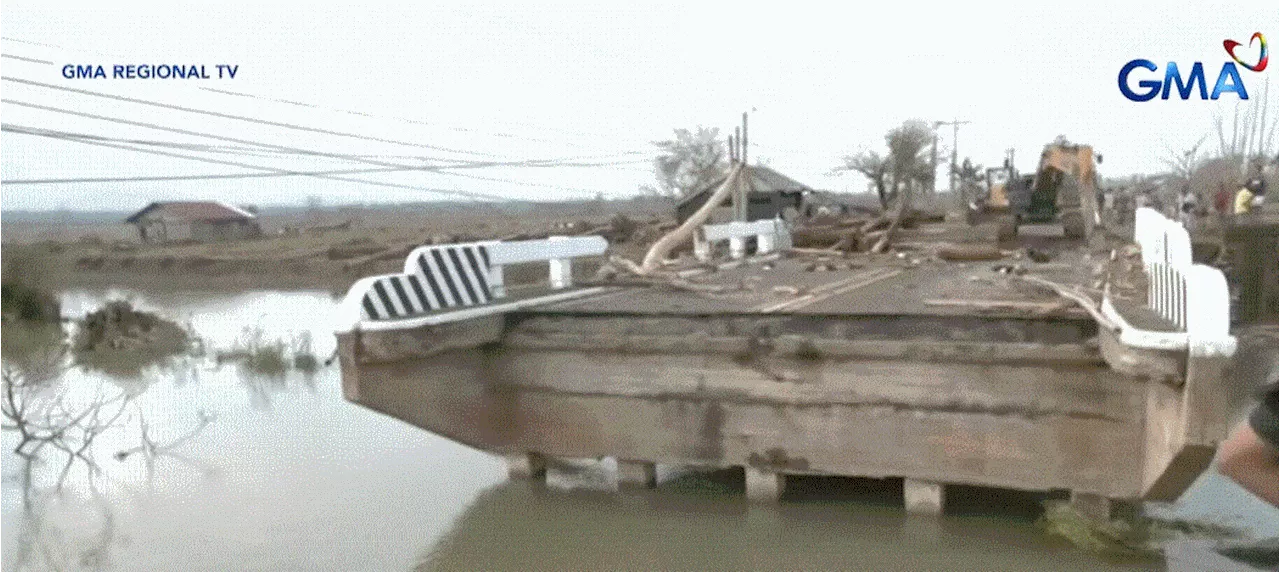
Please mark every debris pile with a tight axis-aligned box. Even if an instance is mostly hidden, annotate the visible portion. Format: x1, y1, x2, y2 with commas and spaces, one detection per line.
1103, 244, 1148, 304
790, 208, 947, 254
72, 301, 194, 376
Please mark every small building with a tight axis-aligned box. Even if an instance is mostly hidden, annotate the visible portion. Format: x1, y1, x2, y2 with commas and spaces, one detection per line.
125, 201, 262, 244
675, 165, 812, 225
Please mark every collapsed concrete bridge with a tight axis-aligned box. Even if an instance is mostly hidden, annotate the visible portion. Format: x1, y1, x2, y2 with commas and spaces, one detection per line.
334, 208, 1241, 519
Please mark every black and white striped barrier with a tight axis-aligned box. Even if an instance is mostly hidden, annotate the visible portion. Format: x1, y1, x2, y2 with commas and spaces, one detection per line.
694, 218, 792, 261
338, 235, 608, 331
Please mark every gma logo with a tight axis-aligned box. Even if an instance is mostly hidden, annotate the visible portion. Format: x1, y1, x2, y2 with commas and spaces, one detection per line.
1118, 60, 1249, 102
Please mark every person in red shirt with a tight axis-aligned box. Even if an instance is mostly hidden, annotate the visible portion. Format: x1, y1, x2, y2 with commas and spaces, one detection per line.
1215, 183, 1233, 214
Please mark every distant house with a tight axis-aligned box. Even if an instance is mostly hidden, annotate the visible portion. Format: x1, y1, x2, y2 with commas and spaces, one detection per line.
675, 164, 813, 225
124, 201, 262, 244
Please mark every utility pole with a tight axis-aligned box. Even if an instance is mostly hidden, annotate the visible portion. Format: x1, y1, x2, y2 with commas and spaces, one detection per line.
932, 119, 971, 206
733, 127, 741, 163
931, 121, 943, 195
735, 112, 750, 221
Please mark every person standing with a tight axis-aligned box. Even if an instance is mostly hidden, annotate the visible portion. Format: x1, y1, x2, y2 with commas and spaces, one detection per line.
1234, 179, 1265, 215
1179, 191, 1199, 232
1215, 183, 1233, 214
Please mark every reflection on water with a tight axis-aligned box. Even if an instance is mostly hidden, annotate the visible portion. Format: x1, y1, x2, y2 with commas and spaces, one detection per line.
0, 288, 1275, 571
420, 468, 1159, 572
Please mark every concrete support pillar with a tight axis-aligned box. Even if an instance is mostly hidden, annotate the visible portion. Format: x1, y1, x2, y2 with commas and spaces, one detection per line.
505, 452, 547, 481
617, 460, 657, 490
744, 467, 784, 503
1070, 492, 1137, 522
729, 236, 746, 260
904, 478, 945, 515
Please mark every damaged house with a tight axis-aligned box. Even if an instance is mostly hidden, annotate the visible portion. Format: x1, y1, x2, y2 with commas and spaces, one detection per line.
125, 201, 262, 244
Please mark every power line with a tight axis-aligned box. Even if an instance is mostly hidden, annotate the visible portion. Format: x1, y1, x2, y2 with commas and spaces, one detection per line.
4, 124, 630, 197
196, 87, 635, 148
1, 37, 71, 50
2, 53, 52, 65
1, 98, 628, 180
435, 169, 598, 194
5, 165, 408, 185
11, 126, 651, 166
2, 124, 518, 201
4, 76, 525, 158
2, 39, 657, 147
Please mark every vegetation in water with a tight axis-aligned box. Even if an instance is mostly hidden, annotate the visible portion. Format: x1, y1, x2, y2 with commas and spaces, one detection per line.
1037, 499, 1250, 560
292, 332, 320, 375
216, 327, 323, 378
3, 288, 215, 570
71, 300, 199, 378
1, 253, 60, 323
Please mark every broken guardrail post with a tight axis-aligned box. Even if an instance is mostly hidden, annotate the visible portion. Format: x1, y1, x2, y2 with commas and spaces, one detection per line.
547, 236, 574, 289
701, 218, 791, 262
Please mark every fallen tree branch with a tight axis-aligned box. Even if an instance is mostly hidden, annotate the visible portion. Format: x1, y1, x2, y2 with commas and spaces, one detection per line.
640, 164, 744, 273
1013, 275, 1121, 332
872, 192, 912, 253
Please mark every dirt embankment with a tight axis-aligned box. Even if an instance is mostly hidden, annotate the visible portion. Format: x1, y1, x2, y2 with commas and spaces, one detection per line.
6, 208, 673, 294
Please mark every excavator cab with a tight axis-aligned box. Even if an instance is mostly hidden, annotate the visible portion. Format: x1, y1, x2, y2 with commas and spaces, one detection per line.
1002, 143, 1100, 241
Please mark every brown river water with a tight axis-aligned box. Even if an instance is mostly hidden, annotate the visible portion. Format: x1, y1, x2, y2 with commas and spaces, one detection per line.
1, 289, 1275, 571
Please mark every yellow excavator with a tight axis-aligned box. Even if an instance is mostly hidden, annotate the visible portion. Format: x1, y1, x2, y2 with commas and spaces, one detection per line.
968, 142, 1101, 241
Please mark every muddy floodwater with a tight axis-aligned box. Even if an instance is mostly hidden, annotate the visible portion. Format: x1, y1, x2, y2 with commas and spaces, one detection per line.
2, 289, 1276, 571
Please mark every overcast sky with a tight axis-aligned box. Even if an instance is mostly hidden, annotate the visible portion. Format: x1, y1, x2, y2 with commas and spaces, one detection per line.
2, 1, 1277, 210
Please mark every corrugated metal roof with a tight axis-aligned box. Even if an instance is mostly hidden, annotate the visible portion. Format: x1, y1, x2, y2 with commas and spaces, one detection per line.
124, 201, 257, 223
677, 164, 814, 208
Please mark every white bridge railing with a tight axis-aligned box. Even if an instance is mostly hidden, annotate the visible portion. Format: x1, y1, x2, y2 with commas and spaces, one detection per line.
1101, 207, 1235, 357
339, 236, 608, 331
694, 218, 792, 262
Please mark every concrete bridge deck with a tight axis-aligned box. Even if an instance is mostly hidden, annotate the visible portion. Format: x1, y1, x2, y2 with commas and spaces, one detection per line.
336, 218, 1237, 520
541, 253, 1095, 318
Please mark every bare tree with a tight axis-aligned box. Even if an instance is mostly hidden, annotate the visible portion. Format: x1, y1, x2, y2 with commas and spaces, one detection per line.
646, 126, 728, 199
837, 150, 890, 206
1214, 77, 1278, 176
2, 319, 213, 569
836, 119, 935, 209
